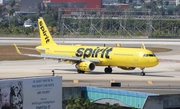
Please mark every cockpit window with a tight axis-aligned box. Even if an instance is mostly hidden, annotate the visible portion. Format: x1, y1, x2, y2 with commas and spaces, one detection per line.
143, 54, 148, 57
149, 54, 155, 57
143, 54, 156, 57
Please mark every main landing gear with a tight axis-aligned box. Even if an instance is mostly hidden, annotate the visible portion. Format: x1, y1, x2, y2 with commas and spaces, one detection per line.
77, 69, 85, 74
104, 66, 112, 73
140, 68, 145, 76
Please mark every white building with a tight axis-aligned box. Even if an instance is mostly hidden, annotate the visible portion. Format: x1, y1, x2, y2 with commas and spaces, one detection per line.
0, 0, 3, 4
176, 0, 180, 5
24, 19, 33, 27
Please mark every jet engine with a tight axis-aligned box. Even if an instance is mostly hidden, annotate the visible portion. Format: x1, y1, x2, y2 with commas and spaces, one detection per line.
76, 62, 95, 72
118, 66, 136, 70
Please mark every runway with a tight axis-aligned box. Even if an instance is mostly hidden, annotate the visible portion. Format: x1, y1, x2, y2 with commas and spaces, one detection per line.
0, 38, 180, 94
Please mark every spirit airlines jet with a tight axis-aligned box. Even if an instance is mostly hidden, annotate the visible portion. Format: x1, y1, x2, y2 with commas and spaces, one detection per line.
14, 17, 159, 76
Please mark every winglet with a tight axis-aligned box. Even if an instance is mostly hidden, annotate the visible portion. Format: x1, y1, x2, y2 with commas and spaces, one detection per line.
14, 43, 22, 54
141, 42, 146, 49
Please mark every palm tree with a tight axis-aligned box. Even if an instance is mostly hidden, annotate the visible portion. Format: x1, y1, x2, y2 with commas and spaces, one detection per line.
64, 96, 75, 109
64, 96, 98, 109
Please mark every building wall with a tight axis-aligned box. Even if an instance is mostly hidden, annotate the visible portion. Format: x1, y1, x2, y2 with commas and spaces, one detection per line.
50, 0, 102, 8
20, 0, 43, 13
86, 0, 102, 8
62, 87, 82, 99
143, 94, 180, 109
62, 87, 82, 109
81, 86, 157, 109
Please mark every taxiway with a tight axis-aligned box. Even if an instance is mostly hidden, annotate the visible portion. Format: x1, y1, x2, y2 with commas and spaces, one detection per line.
0, 38, 180, 94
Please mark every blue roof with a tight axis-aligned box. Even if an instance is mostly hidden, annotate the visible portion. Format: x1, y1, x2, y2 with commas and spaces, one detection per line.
82, 86, 158, 98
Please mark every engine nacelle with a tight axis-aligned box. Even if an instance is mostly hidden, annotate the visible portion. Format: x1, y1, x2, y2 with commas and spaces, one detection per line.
118, 66, 136, 70
76, 62, 95, 72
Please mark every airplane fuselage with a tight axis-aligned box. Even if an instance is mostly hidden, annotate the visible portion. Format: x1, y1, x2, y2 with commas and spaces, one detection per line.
36, 44, 159, 68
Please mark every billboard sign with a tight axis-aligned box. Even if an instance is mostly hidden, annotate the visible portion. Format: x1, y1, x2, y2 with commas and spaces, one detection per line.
0, 76, 62, 109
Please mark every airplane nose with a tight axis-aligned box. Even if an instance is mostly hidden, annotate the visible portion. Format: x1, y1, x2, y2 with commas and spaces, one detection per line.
153, 57, 159, 66
149, 57, 159, 66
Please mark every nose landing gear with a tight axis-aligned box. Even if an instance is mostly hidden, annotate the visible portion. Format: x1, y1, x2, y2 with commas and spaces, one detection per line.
140, 68, 145, 76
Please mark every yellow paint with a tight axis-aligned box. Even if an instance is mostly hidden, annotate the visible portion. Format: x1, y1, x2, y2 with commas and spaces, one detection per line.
73, 80, 79, 83
147, 81, 153, 84
14, 17, 159, 74
110, 79, 115, 83
116, 43, 121, 47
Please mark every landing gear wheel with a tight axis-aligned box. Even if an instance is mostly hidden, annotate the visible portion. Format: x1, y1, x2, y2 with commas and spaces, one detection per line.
140, 72, 145, 76
104, 67, 112, 73
77, 69, 85, 74
140, 68, 145, 76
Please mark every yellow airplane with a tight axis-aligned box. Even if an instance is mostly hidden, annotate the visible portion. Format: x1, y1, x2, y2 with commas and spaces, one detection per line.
14, 17, 159, 76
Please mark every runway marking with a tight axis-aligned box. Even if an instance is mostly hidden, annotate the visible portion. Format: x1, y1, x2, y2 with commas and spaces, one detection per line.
73, 79, 79, 83
159, 59, 180, 63
147, 81, 153, 84
109, 79, 115, 83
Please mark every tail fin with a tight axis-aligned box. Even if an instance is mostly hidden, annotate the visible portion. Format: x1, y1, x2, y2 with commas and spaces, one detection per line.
38, 17, 56, 46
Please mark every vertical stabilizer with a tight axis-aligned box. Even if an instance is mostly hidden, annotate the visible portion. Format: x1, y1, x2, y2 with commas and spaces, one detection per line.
38, 17, 56, 46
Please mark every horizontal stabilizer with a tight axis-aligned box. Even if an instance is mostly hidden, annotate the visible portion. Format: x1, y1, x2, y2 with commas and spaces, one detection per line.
14, 43, 22, 55
18, 47, 37, 51
14, 44, 41, 57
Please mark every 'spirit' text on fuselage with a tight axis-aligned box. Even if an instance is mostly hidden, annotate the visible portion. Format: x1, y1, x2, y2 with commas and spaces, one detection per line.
75, 47, 113, 59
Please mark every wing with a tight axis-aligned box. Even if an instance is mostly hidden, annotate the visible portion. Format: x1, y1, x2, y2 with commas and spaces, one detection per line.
14, 44, 100, 63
